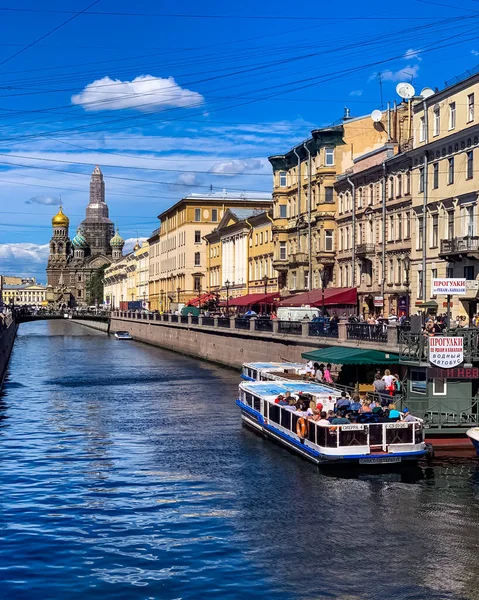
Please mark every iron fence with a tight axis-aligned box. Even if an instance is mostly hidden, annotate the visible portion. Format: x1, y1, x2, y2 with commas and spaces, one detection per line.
217, 317, 231, 328
202, 316, 215, 327
346, 322, 387, 343
255, 318, 273, 332
308, 322, 339, 338
235, 317, 250, 330
277, 320, 302, 335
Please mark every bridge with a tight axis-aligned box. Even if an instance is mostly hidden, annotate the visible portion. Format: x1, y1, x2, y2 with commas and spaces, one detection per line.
15, 313, 110, 324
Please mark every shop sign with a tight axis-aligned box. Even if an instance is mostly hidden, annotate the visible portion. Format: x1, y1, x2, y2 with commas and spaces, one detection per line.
374, 296, 384, 307
429, 336, 464, 368
431, 278, 466, 295
428, 367, 478, 379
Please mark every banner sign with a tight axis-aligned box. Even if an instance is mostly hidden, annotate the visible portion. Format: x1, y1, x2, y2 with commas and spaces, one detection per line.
429, 336, 464, 368
428, 367, 478, 379
374, 296, 384, 307
432, 278, 466, 295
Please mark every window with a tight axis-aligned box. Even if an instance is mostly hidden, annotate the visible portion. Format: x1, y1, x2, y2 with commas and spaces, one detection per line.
432, 214, 438, 247
433, 106, 440, 136
194, 208, 201, 222
265, 231, 268, 243
417, 216, 424, 250
255, 233, 258, 246
418, 167, 424, 192
431, 269, 437, 296
358, 223, 364, 244
260, 232, 263, 245
304, 272, 309, 290
446, 266, 454, 278
212, 209, 218, 222
467, 205, 475, 236
398, 214, 402, 240
279, 241, 287, 260
279, 171, 287, 187
194, 252, 201, 266
464, 266, 475, 280
410, 369, 426, 395
418, 270, 424, 300
389, 259, 394, 283
291, 271, 297, 289
449, 102, 456, 130
325, 230, 333, 251
406, 170, 411, 195
388, 215, 394, 241
194, 276, 201, 292
468, 93, 475, 122
325, 147, 335, 166
369, 184, 374, 205
389, 177, 394, 199
467, 150, 474, 180
448, 157, 454, 184
397, 174, 402, 197
433, 162, 439, 189
419, 116, 426, 142
433, 378, 447, 396
279, 204, 287, 218
194, 230, 201, 243
397, 259, 402, 285
324, 187, 334, 203
448, 211, 455, 239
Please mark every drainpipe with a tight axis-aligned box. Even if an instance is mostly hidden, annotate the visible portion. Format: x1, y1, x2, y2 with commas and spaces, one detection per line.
303, 142, 312, 290
381, 162, 387, 304
422, 98, 429, 300
346, 176, 356, 289
264, 211, 276, 290
245, 218, 254, 294
293, 148, 301, 254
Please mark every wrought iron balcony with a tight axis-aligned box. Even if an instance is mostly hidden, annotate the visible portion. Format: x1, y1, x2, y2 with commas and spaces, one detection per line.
398, 329, 479, 364
439, 236, 479, 260
356, 243, 375, 257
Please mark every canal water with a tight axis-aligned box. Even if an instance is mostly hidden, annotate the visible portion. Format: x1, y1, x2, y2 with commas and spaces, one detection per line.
2, 321, 479, 600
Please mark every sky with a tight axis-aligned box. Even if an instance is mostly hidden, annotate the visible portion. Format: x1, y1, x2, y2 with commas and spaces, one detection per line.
2, 0, 479, 282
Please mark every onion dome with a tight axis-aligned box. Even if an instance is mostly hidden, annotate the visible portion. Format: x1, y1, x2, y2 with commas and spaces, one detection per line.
134, 240, 142, 251
72, 228, 88, 248
52, 206, 69, 227
110, 228, 125, 249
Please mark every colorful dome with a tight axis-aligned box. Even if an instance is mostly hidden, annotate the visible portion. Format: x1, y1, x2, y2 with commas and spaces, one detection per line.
72, 228, 88, 248
110, 228, 125, 248
52, 206, 69, 227
134, 241, 141, 251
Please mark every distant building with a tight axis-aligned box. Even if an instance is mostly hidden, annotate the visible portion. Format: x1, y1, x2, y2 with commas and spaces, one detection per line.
104, 241, 149, 309
45, 166, 125, 307
2, 282, 47, 307
147, 228, 161, 311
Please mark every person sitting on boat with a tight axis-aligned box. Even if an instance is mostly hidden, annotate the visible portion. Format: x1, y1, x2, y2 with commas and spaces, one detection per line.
360, 399, 372, 413
336, 392, 350, 412
311, 410, 331, 426
331, 411, 351, 425
327, 410, 335, 422
285, 397, 298, 412
388, 403, 401, 419
315, 400, 323, 413
402, 407, 419, 422
349, 395, 362, 412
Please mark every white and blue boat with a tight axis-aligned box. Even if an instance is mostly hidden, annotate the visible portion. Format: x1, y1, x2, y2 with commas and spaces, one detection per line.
237, 380, 427, 467
241, 361, 307, 382
114, 331, 133, 340
466, 428, 479, 455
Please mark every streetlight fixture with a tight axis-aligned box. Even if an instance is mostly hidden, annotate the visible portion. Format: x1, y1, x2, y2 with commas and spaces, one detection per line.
319, 264, 326, 316
262, 274, 269, 316
143, 290, 146, 309
177, 286, 181, 304
225, 279, 230, 313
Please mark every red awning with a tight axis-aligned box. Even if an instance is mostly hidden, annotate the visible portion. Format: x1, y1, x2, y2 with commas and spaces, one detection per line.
186, 292, 218, 307
277, 287, 357, 307
228, 292, 282, 307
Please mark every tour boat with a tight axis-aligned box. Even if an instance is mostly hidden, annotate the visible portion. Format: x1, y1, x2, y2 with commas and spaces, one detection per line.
114, 331, 133, 340
241, 361, 309, 382
466, 428, 479, 455
236, 380, 427, 467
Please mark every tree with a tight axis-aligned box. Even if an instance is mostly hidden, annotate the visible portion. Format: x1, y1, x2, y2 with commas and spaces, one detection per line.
87, 265, 107, 305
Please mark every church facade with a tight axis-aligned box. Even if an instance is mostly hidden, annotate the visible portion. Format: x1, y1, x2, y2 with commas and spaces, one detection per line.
46, 166, 125, 307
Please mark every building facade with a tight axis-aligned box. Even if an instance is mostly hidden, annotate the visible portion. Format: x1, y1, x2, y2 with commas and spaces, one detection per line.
156, 191, 271, 307
268, 113, 391, 295
2, 283, 48, 307
205, 209, 277, 298
46, 167, 125, 307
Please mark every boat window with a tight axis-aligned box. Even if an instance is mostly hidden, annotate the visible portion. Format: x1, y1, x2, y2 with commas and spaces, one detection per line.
246, 393, 254, 407
281, 408, 292, 430
269, 403, 280, 424
410, 369, 427, 395
307, 422, 316, 444
252, 370, 257, 380
253, 395, 261, 411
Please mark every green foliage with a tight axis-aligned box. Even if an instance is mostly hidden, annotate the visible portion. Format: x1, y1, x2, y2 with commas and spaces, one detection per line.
87, 265, 107, 304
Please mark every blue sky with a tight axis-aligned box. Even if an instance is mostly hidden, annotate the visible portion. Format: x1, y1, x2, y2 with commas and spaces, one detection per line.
2, 0, 479, 281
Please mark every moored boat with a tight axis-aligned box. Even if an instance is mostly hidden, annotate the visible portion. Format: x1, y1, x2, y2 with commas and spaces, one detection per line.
237, 380, 427, 468
114, 331, 133, 340
466, 428, 479, 455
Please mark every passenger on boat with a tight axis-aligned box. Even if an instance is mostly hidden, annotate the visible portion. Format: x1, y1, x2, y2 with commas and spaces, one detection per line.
336, 392, 350, 411
315, 400, 323, 413
274, 394, 284, 404
388, 404, 401, 419
360, 399, 372, 413
402, 407, 419, 422
285, 398, 298, 411
314, 411, 331, 426
349, 396, 362, 412
331, 412, 351, 425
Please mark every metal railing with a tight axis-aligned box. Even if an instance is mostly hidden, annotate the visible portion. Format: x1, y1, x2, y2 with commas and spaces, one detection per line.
202, 316, 215, 327
235, 317, 250, 330
356, 243, 375, 255
277, 320, 302, 335
217, 317, 231, 328
308, 321, 339, 338
347, 322, 388, 343
399, 329, 479, 363
255, 318, 273, 332
440, 236, 479, 254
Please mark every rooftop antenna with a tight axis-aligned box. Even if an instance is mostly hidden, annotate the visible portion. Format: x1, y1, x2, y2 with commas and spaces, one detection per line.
396, 82, 416, 140
420, 87, 435, 99
378, 73, 384, 109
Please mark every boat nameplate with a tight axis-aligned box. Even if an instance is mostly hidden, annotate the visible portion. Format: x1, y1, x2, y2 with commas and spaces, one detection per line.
385, 422, 409, 429
359, 456, 401, 464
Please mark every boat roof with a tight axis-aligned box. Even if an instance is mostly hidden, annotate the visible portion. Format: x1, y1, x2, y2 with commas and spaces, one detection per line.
240, 380, 342, 399
243, 362, 305, 371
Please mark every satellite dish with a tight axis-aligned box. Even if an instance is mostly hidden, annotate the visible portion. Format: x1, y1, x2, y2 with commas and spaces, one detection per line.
420, 87, 434, 99
371, 109, 382, 123
396, 82, 416, 99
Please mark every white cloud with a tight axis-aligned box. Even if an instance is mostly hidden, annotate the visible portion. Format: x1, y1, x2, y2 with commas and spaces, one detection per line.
71, 75, 204, 112
472, 49, 479, 57
25, 195, 61, 205
210, 158, 263, 176
123, 237, 148, 254
176, 172, 203, 186
349, 89, 363, 97
370, 64, 420, 83
404, 48, 422, 61
0, 242, 50, 283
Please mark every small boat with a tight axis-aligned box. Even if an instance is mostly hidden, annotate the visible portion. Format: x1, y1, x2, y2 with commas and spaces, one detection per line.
466, 428, 479, 455
241, 361, 307, 382
114, 331, 133, 340
237, 380, 427, 468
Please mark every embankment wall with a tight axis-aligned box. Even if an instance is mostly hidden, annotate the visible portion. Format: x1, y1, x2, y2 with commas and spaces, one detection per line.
72, 319, 110, 333
0, 319, 18, 388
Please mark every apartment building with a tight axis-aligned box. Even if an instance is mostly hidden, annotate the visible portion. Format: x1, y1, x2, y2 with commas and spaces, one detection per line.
2, 282, 47, 307
411, 70, 479, 319
205, 209, 276, 298
156, 191, 271, 306
268, 112, 390, 295
147, 228, 161, 311
104, 241, 148, 308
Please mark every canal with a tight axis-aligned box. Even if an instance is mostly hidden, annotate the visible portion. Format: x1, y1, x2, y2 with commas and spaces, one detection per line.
1, 321, 479, 600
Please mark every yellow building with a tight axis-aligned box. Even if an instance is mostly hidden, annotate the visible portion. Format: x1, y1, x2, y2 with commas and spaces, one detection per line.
135, 241, 149, 306
156, 191, 272, 307
103, 254, 129, 309
410, 71, 479, 319
205, 209, 277, 299
2, 282, 48, 307
268, 111, 391, 294
103, 240, 148, 308
148, 228, 161, 311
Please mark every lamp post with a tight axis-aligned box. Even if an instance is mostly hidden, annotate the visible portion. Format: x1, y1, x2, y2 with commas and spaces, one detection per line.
160, 289, 164, 312
225, 279, 230, 314
319, 264, 326, 316
177, 286, 181, 304
404, 255, 411, 317
143, 290, 146, 310
262, 274, 269, 316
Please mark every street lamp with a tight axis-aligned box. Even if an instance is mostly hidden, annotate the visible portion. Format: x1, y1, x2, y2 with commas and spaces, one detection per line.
143, 290, 146, 309
225, 279, 230, 313
177, 286, 181, 303
319, 264, 326, 316
404, 255, 411, 316
262, 274, 269, 297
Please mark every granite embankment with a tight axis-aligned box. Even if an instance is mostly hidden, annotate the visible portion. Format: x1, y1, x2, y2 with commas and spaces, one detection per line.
0, 315, 18, 388
71, 318, 110, 334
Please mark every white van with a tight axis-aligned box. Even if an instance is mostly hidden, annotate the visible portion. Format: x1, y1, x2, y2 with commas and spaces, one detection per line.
276, 306, 319, 321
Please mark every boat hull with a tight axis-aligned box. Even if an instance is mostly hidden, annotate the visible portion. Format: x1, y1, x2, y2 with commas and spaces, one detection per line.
237, 401, 426, 468
466, 428, 479, 456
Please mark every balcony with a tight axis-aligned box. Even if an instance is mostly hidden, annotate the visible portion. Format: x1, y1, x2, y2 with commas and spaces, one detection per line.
439, 236, 479, 261
289, 252, 309, 266
272, 257, 288, 271
356, 243, 375, 257
315, 249, 335, 265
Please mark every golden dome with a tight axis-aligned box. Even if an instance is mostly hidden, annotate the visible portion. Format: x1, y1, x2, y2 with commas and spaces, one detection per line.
52, 206, 69, 227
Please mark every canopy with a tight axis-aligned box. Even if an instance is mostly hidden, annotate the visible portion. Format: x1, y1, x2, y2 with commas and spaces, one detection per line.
228, 292, 281, 307
186, 292, 217, 307
301, 346, 400, 365
278, 287, 357, 307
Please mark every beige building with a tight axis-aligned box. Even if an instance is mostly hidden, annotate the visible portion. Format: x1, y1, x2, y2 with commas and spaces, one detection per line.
268, 112, 391, 295
205, 209, 277, 298
148, 228, 161, 311
135, 241, 149, 306
156, 191, 271, 307
104, 241, 148, 308
410, 71, 479, 319
2, 282, 48, 307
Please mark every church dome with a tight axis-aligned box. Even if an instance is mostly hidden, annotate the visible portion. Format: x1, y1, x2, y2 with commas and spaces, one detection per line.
134, 240, 142, 251
52, 206, 69, 227
110, 228, 125, 248
72, 228, 88, 248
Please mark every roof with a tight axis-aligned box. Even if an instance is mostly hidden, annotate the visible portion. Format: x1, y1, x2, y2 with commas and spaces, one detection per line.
3, 283, 47, 290
228, 292, 281, 307
301, 347, 400, 365
278, 287, 357, 307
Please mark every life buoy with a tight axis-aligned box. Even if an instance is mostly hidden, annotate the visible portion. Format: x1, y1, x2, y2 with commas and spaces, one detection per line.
296, 417, 308, 439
